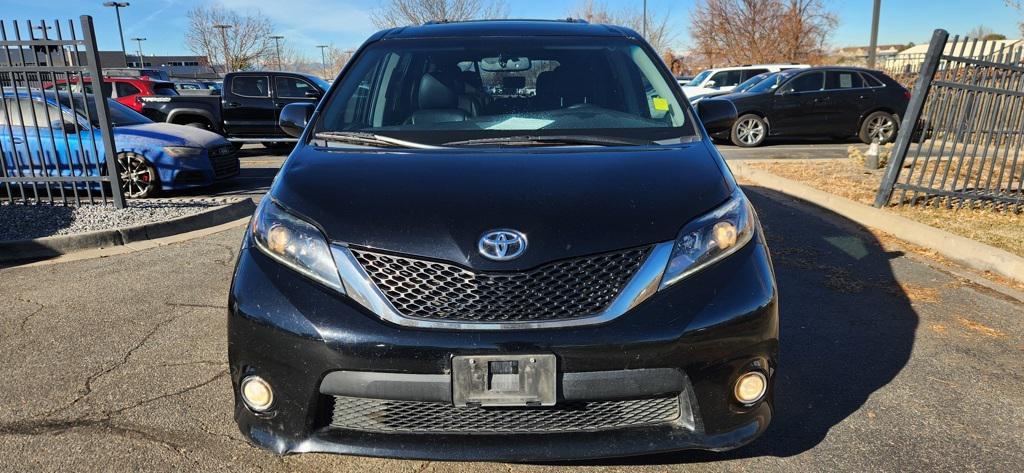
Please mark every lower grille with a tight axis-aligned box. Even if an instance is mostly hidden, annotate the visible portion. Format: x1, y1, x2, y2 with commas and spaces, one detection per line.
329, 395, 680, 434
350, 246, 652, 323
209, 146, 240, 179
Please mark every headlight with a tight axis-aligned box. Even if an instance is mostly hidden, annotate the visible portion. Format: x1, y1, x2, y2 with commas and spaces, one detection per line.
162, 146, 204, 158
660, 189, 755, 289
251, 198, 345, 292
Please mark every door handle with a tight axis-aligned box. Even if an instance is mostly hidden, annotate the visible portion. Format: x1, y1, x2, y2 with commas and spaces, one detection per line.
225, 102, 241, 108
274, 102, 285, 108
12, 137, 23, 145
859, 95, 870, 100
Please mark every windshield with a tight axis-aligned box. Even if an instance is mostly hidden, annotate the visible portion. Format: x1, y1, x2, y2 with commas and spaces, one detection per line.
685, 70, 713, 87
734, 73, 773, 93
56, 94, 153, 127
314, 36, 692, 145
747, 71, 795, 94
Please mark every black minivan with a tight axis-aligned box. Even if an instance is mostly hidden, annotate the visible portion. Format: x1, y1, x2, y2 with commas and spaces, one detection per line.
228, 19, 778, 461
719, 66, 910, 147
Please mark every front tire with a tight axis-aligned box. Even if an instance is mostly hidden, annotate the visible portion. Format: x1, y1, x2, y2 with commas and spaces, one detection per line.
731, 114, 768, 147
116, 152, 158, 199
859, 111, 898, 144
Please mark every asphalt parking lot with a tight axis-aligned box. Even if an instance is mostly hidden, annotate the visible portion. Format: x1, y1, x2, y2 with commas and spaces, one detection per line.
1, 170, 1021, 470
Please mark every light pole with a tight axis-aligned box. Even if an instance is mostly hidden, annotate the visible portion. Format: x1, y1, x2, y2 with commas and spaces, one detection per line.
213, 24, 232, 73
103, 2, 130, 66
269, 35, 284, 71
867, 0, 881, 69
131, 37, 145, 67
642, 0, 647, 38
316, 45, 329, 79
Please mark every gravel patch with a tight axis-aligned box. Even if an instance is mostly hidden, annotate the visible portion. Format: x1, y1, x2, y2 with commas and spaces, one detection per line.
0, 199, 226, 241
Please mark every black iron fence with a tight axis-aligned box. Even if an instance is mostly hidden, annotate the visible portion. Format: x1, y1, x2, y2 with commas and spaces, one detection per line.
875, 29, 1024, 212
0, 16, 124, 208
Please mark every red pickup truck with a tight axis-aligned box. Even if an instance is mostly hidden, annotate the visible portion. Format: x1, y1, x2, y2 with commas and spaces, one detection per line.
44, 76, 178, 112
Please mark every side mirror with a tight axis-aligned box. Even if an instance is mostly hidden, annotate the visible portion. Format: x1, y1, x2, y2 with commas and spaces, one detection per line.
705, 80, 717, 89
279, 102, 315, 138
696, 98, 738, 135
304, 90, 321, 99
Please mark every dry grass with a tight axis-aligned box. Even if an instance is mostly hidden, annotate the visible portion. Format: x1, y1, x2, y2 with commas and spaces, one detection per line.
746, 160, 1024, 257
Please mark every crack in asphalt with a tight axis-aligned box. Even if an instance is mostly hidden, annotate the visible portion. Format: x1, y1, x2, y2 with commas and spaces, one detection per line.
103, 369, 229, 417
164, 301, 227, 310
13, 297, 46, 335
39, 310, 185, 419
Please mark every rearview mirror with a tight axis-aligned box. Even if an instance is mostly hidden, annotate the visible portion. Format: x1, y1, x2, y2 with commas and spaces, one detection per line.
479, 56, 530, 72
696, 99, 737, 135
279, 102, 315, 138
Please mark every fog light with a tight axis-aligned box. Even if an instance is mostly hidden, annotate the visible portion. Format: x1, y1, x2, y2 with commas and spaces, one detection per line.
734, 372, 767, 404
240, 376, 274, 411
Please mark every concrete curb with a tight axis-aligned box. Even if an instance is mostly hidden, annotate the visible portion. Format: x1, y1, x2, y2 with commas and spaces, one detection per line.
730, 160, 1024, 283
0, 198, 256, 263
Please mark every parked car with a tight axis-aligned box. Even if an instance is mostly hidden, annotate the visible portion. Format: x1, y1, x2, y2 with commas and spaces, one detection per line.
43, 76, 178, 113
140, 71, 328, 149
716, 66, 911, 147
675, 75, 694, 87
689, 71, 777, 105
0, 90, 238, 198
228, 19, 776, 461
682, 64, 809, 101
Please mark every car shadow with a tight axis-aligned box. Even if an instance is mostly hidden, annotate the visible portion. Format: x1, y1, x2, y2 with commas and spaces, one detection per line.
549, 186, 918, 466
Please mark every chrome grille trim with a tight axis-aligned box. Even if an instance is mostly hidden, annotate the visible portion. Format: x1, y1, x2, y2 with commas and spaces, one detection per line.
330, 241, 673, 330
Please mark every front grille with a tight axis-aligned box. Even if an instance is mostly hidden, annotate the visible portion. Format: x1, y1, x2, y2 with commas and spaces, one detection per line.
330, 395, 680, 433
209, 146, 239, 179
350, 246, 652, 323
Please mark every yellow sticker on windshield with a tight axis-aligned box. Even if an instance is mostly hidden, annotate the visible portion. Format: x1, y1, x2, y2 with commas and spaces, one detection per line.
652, 97, 669, 111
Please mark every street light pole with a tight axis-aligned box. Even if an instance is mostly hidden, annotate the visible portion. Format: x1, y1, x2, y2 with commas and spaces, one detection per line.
316, 45, 329, 79
213, 24, 232, 73
269, 35, 285, 71
131, 37, 145, 67
642, 0, 647, 38
103, 2, 130, 66
867, 0, 881, 69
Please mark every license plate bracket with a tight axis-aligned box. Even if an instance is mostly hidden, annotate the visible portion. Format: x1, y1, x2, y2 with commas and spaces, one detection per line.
452, 354, 556, 407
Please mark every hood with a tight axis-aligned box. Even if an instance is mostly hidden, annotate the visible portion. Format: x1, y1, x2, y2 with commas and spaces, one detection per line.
681, 86, 717, 98
115, 122, 230, 148
272, 144, 732, 271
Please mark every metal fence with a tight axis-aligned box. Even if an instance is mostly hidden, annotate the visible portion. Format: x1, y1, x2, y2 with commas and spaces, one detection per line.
875, 29, 1024, 212
0, 16, 124, 208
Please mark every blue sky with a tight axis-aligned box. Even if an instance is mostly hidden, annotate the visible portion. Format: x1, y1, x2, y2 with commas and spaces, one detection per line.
5, 0, 1023, 56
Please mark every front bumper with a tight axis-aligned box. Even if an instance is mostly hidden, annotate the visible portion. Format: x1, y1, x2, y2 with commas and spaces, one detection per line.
227, 233, 778, 461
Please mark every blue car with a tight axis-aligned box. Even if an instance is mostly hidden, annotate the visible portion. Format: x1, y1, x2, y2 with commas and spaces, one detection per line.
1, 90, 239, 198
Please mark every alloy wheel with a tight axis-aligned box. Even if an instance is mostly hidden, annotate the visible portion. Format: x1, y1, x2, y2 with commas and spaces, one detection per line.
117, 153, 156, 198
867, 115, 895, 142
736, 118, 765, 145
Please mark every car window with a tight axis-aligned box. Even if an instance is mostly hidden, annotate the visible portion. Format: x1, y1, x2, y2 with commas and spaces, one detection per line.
826, 71, 864, 90
686, 70, 712, 86
232, 76, 270, 97
709, 70, 743, 88
316, 36, 692, 145
153, 83, 178, 96
115, 82, 140, 97
740, 69, 768, 81
275, 76, 317, 98
786, 72, 825, 93
0, 99, 63, 128
178, 83, 200, 90
861, 72, 885, 87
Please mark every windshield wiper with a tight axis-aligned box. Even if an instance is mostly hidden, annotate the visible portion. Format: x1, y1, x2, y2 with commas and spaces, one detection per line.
443, 134, 653, 147
314, 131, 441, 149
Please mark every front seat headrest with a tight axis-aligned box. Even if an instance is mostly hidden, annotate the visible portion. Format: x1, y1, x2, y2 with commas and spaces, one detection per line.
418, 72, 459, 109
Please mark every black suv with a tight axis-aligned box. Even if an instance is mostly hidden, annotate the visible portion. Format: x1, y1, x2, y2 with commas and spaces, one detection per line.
228, 19, 777, 461
718, 66, 910, 147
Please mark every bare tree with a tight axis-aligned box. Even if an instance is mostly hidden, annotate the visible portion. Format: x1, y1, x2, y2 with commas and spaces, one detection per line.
185, 4, 273, 72
1006, 1, 1024, 37
371, 0, 509, 28
689, 0, 837, 67
571, 0, 675, 54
